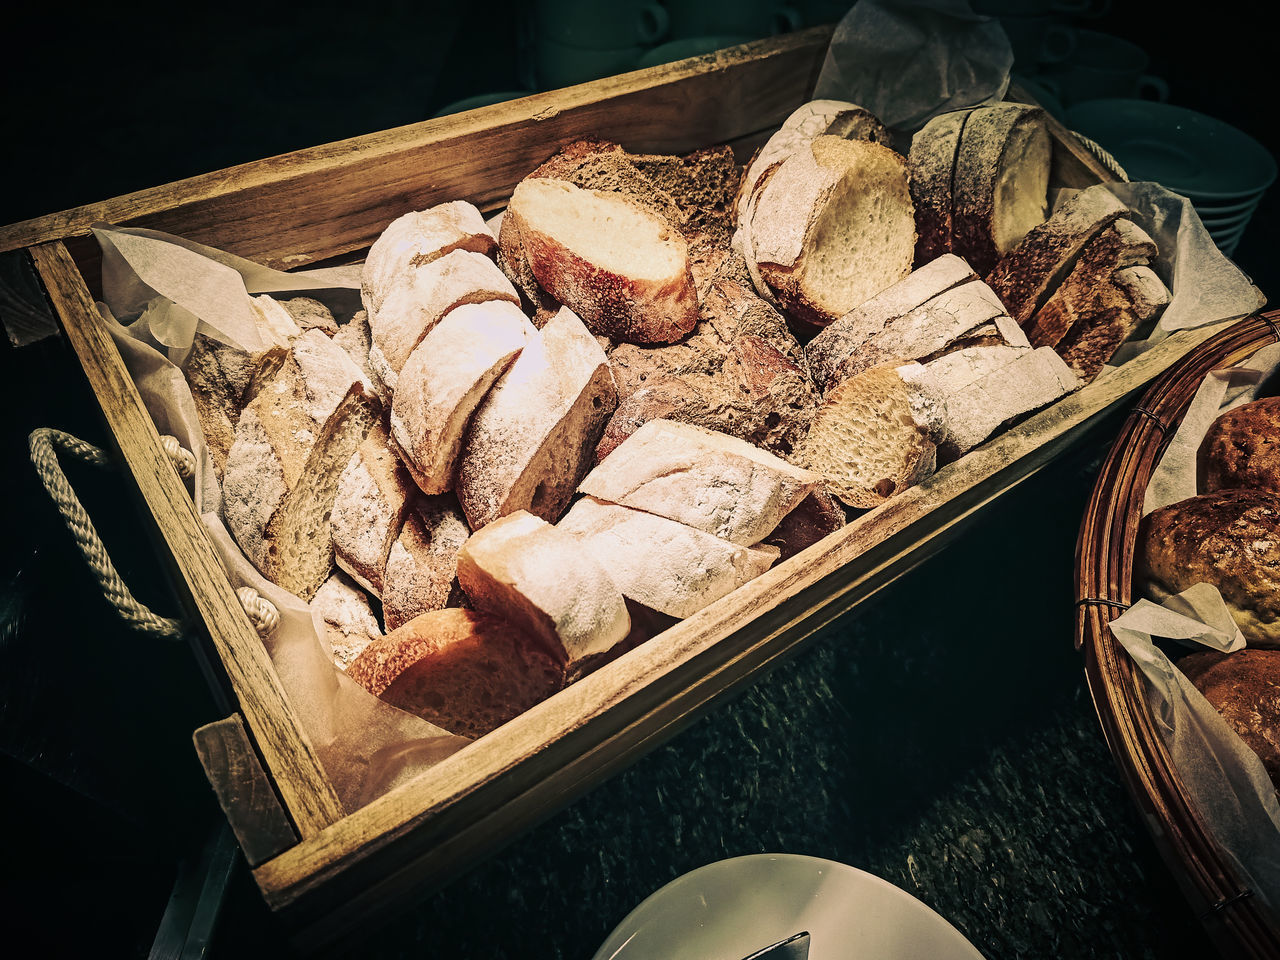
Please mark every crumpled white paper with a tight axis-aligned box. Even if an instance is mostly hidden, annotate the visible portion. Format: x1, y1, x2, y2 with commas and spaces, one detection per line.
813, 0, 1012, 132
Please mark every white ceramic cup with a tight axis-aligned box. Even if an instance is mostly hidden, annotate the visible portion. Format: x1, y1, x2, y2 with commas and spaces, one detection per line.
534, 0, 669, 49
665, 0, 801, 40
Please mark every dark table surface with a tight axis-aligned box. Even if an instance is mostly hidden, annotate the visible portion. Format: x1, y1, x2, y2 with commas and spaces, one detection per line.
2, 3, 1276, 958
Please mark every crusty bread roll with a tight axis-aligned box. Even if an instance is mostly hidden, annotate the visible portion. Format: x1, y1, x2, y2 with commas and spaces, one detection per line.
1197, 397, 1280, 495
578, 418, 819, 545
1177, 648, 1280, 787
312, 571, 382, 671
557, 497, 780, 619
500, 177, 699, 344
456, 306, 617, 529
908, 108, 974, 265
222, 330, 379, 600
382, 497, 470, 632
330, 421, 416, 598
747, 136, 916, 328
347, 608, 564, 740
796, 361, 943, 509
455, 510, 631, 678
389, 300, 531, 496
1137, 489, 1280, 647
361, 202, 496, 317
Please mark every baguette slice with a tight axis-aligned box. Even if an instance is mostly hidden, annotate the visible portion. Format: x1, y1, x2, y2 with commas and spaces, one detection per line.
330, 421, 416, 598
455, 511, 631, 678
457, 307, 617, 529
382, 497, 470, 632
312, 571, 382, 671
501, 177, 698, 344
762, 488, 848, 561
390, 300, 531, 496
223, 330, 379, 600
952, 103, 1051, 275
908, 108, 974, 264
1113, 265, 1172, 320
750, 136, 917, 328
347, 608, 564, 740
805, 254, 977, 391
361, 202, 496, 316
557, 497, 780, 619
984, 185, 1130, 326
795, 361, 944, 509
578, 418, 819, 546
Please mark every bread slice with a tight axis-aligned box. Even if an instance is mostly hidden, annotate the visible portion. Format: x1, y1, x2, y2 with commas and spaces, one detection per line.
223, 330, 379, 600
367, 249, 519, 399
332, 309, 375, 385
361, 202, 496, 317
762, 488, 847, 561
347, 608, 564, 739
456, 307, 617, 529
312, 571, 382, 671
455, 510, 631, 678
1113, 265, 1172, 321
952, 104, 1051, 275
908, 108, 974, 264
984, 185, 1130, 326
276, 296, 338, 336
795, 361, 944, 509
330, 420, 416, 598
500, 177, 699, 344
557, 497, 780, 619
579, 418, 819, 545
389, 300, 531, 496
382, 497, 470, 632
749, 136, 916, 328
804, 253, 977, 391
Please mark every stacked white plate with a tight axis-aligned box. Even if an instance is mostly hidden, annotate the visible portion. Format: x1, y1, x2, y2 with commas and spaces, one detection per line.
1065, 99, 1277, 258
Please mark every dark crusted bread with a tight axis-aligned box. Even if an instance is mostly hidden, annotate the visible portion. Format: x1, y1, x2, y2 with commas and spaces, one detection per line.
762, 487, 847, 560
907, 108, 973, 265
347, 608, 564, 740
1177, 648, 1280, 787
1137, 489, 1280, 647
1197, 396, 1280, 495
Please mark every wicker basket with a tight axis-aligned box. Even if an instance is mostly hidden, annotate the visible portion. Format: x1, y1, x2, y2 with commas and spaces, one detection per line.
1075, 311, 1280, 959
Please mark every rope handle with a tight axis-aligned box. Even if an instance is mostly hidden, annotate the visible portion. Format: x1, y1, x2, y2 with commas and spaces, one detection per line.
27, 428, 278, 640
1070, 130, 1130, 183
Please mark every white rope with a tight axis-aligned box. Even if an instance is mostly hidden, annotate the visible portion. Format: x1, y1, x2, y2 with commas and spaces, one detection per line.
1070, 130, 1130, 183
237, 587, 280, 638
160, 434, 196, 479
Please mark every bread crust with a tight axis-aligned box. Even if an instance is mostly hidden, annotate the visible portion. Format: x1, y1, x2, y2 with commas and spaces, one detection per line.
331, 421, 416, 598
908, 108, 973, 265
1197, 396, 1280, 495
382, 498, 470, 632
1177, 648, 1280, 786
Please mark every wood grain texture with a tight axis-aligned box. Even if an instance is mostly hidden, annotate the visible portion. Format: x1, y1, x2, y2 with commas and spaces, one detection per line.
194, 715, 298, 867
0, 29, 832, 272
253, 317, 1238, 945
28, 240, 344, 839
0, 248, 59, 346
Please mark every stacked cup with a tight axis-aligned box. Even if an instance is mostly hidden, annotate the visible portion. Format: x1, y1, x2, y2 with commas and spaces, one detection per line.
529, 0, 671, 90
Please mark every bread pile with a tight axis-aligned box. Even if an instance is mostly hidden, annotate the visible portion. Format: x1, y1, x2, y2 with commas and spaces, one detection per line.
1136, 396, 1280, 787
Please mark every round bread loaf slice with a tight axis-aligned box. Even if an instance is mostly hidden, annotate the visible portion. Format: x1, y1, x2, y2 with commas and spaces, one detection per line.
382, 497, 470, 632
749, 136, 916, 328
1197, 396, 1280, 495
500, 177, 699, 344
312, 571, 382, 671
795, 361, 944, 509
361, 202, 496, 317
907, 108, 974, 265
1177, 648, 1280, 787
1137, 489, 1280, 647
347, 608, 564, 740
762, 488, 848, 561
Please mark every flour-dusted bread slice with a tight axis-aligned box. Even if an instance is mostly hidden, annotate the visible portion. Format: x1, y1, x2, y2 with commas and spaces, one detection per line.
804, 253, 977, 391
184, 334, 288, 479
748, 136, 916, 328
361, 202, 496, 317
906, 345, 1079, 461
578, 418, 819, 545
223, 330, 379, 599
457, 307, 617, 529
951, 103, 1052, 276
911, 344, 1032, 396
332, 309, 375, 385
908, 108, 974, 264
330, 421, 416, 598
277, 296, 339, 336
762, 488, 847, 561
367, 249, 520, 399
796, 361, 944, 509
984, 184, 1130, 326
1023, 218, 1158, 352
347, 608, 564, 739
389, 300, 531, 496
382, 497, 470, 632
557, 497, 780, 619
500, 177, 699, 345
1112, 265, 1172, 321
250, 294, 304, 344
312, 571, 382, 671
455, 510, 631, 678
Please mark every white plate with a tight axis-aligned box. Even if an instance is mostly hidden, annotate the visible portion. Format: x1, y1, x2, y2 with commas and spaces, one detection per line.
592, 854, 986, 960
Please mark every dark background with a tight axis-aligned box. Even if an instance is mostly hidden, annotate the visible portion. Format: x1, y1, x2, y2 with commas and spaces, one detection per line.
1, 2, 1275, 958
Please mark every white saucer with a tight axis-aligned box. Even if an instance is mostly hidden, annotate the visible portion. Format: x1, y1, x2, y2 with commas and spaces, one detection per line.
592, 854, 986, 960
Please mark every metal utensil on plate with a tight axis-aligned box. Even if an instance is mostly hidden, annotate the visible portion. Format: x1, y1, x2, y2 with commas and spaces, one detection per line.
740, 931, 811, 960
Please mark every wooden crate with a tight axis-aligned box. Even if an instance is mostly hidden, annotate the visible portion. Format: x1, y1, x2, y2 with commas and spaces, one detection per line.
0, 25, 1252, 950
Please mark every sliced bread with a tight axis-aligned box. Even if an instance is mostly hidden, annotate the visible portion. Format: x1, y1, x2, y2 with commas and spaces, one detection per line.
382, 497, 470, 632
907, 108, 974, 264
312, 570, 382, 671
762, 487, 847, 561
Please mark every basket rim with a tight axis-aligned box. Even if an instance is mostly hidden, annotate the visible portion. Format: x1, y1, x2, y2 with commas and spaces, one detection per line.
1075, 310, 1280, 959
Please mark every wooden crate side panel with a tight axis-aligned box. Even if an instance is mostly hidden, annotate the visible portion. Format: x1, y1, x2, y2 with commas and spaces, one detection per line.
28, 241, 344, 838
